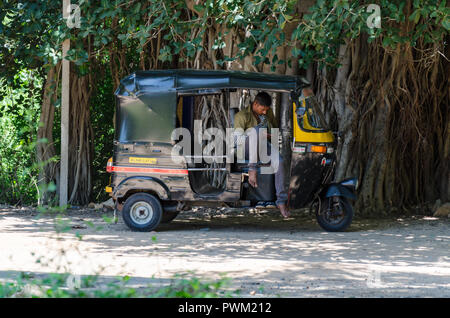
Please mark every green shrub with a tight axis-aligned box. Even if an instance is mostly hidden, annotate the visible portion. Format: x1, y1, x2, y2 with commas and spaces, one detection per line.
0, 70, 42, 205
0, 272, 236, 298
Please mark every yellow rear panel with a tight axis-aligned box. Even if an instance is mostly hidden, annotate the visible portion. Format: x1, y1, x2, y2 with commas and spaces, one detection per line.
293, 103, 334, 143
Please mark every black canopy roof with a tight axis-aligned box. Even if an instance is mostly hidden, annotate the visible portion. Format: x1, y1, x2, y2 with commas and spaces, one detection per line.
114, 70, 310, 143
115, 69, 310, 96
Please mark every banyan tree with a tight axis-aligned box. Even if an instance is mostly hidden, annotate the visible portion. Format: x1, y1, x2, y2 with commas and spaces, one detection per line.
1, 0, 448, 214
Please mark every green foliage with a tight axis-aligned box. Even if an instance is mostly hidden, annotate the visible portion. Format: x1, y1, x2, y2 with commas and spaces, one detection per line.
0, 272, 235, 298
2, 0, 448, 77
0, 1, 62, 79
90, 68, 115, 203
151, 274, 235, 298
1, 0, 299, 71
0, 69, 43, 204
0, 281, 21, 297
292, 0, 449, 67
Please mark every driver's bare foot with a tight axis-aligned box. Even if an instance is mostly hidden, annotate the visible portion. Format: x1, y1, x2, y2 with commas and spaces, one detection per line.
277, 204, 291, 218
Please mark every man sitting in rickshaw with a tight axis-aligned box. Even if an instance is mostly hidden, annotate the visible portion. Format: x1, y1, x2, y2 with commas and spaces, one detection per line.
233, 92, 290, 218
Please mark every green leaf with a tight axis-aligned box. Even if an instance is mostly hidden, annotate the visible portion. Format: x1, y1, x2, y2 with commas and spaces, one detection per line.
382, 37, 391, 47
409, 9, 421, 24
442, 17, 450, 30
47, 182, 57, 192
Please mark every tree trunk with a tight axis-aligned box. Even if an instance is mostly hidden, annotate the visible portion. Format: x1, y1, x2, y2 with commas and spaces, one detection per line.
36, 63, 61, 205
67, 70, 94, 205
315, 29, 449, 214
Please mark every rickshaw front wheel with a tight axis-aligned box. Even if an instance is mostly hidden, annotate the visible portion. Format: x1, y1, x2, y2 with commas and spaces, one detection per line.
315, 196, 353, 232
122, 193, 163, 232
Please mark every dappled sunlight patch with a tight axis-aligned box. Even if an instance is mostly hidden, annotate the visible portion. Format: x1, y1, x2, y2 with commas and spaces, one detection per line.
0, 205, 449, 297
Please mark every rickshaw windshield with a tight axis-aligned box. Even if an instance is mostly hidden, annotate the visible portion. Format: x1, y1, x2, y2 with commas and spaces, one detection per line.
296, 89, 329, 131
304, 96, 329, 130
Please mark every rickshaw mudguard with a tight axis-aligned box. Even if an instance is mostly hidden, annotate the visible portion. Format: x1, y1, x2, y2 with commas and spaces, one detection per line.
323, 183, 356, 201
288, 152, 335, 209
113, 176, 170, 200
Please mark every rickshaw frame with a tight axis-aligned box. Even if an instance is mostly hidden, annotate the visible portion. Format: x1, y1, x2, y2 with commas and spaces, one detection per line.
106, 70, 357, 232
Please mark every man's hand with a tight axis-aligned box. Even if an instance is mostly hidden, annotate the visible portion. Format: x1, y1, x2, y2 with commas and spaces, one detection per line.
248, 169, 258, 188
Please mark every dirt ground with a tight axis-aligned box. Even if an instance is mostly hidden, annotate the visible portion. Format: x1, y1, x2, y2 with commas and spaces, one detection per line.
0, 204, 449, 298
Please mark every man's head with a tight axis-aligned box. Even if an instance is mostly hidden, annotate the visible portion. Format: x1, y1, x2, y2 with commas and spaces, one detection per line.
251, 92, 272, 116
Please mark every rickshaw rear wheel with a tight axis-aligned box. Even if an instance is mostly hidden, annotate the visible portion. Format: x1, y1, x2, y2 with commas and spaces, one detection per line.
315, 196, 353, 232
122, 193, 162, 232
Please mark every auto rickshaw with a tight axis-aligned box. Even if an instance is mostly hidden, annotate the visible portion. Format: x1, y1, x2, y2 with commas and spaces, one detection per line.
105, 70, 357, 232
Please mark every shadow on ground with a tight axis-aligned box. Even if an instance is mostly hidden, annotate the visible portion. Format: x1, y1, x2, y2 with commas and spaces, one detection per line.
0, 205, 449, 297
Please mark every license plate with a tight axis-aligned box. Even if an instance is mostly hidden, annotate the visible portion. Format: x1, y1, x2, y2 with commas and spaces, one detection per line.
129, 157, 157, 164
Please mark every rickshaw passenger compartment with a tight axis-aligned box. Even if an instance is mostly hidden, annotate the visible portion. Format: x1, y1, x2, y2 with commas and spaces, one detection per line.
177, 93, 229, 196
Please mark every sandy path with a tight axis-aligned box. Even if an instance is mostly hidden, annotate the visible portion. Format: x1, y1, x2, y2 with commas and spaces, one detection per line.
0, 205, 449, 297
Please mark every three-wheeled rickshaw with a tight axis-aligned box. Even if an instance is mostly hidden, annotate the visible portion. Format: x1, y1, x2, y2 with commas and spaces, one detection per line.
106, 70, 357, 232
